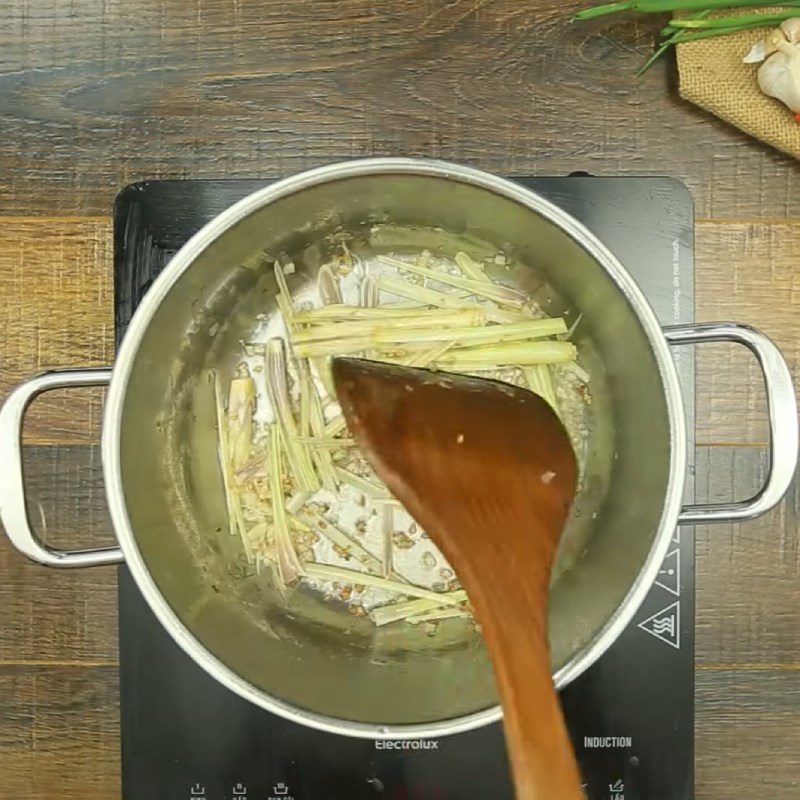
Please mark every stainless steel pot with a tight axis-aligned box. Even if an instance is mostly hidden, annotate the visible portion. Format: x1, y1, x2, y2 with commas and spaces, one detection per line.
2, 159, 797, 740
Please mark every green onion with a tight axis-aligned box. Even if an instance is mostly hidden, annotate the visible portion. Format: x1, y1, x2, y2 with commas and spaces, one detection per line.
579, 0, 800, 14
576, 1, 800, 74
670, 11, 800, 28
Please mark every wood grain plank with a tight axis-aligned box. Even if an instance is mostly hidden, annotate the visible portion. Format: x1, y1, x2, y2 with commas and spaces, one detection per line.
696, 220, 800, 445
696, 668, 800, 799
0, 664, 119, 800
695, 447, 800, 667
0, 445, 117, 664
1, 0, 799, 218
0, 218, 113, 445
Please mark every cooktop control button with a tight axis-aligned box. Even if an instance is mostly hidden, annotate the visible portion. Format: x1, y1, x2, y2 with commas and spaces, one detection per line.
268, 782, 294, 800
231, 782, 247, 800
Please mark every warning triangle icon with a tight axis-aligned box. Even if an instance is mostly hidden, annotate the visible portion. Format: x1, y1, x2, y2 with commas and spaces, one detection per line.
638, 601, 680, 649
655, 549, 680, 597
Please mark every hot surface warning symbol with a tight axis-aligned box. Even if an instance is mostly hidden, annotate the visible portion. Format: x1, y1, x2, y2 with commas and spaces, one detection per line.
638, 601, 680, 649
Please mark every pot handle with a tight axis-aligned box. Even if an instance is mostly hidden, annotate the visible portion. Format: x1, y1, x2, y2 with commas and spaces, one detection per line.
0, 368, 124, 567
664, 322, 798, 524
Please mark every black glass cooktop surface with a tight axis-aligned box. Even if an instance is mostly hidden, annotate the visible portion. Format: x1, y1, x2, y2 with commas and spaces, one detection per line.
115, 175, 695, 800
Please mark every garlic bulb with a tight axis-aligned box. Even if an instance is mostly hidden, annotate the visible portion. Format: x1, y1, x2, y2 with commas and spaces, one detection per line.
742, 19, 800, 120
758, 40, 800, 118
744, 18, 800, 64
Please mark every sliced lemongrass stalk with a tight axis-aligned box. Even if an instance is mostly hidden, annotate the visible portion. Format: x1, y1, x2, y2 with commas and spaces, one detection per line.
564, 312, 583, 341
274, 261, 295, 327
335, 467, 390, 499
317, 264, 343, 306
270, 425, 307, 584
287, 491, 312, 515
298, 436, 356, 448
377, 254, 525, 308
265, 338, 319, 492
292, 309, 483, 343
382, 504, 394, 579
404, 341, 455, 368
454, 251, 491, 283
303, 563, 462, 604
381, 300, 427, 310
524, 365, 559, 414
255, 542, 277, 573
407, 608, 472, 625
369, 591, 468, 626
307, 378, 339, 492
439, 340, 577, 368
295, 338, 423, 359
377, 275, 525, 324
212, 371, 247, 542
310, 355, 335, 399
324, 415, 348, 438
227, 369, 255, 470
565, 361, 591, 384
298, 361, 312, 438
244, 521, 269, 550
294, 304, 441, 323
234, 456, 266, 485
384, 317, 567, 346
298, 315, 563, 347
294, 319, 566, 359
361, 275, 379, 308
291, 507, 382, 571
371, 497, 404, 508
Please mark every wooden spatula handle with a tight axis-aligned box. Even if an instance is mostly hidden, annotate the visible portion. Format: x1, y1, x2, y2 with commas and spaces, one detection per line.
483, 591, 584, 800
332, 358, 586, 800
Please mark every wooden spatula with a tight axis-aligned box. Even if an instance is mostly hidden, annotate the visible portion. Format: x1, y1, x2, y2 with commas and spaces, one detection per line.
332, 357, 584, 800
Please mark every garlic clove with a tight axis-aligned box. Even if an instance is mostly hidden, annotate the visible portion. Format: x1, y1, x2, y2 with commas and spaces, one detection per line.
780, 17, 800, 44
758, 42, 800, 115
744, 39, 768, 64
744, 29, 787, 64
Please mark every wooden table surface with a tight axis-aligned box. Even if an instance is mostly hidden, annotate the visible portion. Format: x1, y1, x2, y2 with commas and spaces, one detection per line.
1, 1, 799, 797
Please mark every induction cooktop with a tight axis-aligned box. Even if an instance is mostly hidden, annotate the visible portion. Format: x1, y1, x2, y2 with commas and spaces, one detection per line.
114, 174, 695, 800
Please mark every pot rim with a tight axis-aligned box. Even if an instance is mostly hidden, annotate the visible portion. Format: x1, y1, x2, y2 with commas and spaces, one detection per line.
102, 158, 687, 739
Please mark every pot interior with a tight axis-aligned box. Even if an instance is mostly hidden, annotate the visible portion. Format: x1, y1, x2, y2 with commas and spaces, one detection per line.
116, 168, 675, 728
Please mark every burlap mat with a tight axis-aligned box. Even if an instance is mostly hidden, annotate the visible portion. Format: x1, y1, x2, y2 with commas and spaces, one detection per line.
677, 10, 800, 158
